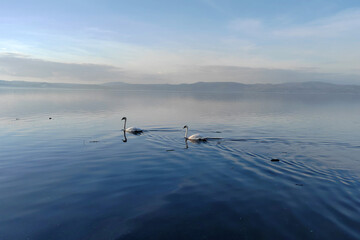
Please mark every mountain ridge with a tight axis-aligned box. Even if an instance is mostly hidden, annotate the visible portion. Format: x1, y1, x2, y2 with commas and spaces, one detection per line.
1, 80, 360, 93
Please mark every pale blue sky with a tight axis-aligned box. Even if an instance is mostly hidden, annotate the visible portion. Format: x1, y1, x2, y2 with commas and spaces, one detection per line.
1, 0, 360, 84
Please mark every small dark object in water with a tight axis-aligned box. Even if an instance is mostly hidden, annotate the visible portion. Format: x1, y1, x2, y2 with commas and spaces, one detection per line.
295, 183, 304, 186
49, 117, 52, 120
166, 149, 175, 152
15, 118, 20, 120
271, 158, 280, 162
89, 140, 99, 143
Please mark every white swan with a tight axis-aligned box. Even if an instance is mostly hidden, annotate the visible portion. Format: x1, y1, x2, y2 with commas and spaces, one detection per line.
122, 117, 143, 134
183, 125, 206, 141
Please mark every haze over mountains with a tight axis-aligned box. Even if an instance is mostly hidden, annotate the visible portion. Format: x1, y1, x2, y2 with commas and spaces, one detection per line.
1, 80, 360, 94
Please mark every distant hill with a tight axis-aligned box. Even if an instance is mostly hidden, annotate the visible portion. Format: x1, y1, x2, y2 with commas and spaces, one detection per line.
103, 81, 360, 93
1, 80, 360, 94
0, 80, 103, 89
102, 81, 248, 92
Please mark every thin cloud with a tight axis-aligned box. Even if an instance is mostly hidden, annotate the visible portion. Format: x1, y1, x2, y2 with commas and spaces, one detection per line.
274, 9, 360, 38
199, 0, 231, 16
1, 53, 359, 85
0, 53, 125, 83
221, 37, 258, 51
228, 18, 263, 33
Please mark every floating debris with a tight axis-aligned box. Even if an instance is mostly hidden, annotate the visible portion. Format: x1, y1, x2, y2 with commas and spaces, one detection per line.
49, 117, 52, 120
166, 149, 175, 152
295, 183, 304, 186
15, 118, 20, 120
89, 140, 99, 143
271, 158, 280, 162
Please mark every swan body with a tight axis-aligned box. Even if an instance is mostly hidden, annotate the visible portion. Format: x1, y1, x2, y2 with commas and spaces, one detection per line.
183, 125, 206, 141
125, 127, 143, 133
188, 133, 203, 140
122, 117, 143, 134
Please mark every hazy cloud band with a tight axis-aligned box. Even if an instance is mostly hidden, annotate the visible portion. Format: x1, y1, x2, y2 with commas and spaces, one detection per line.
0, 53, 359, 84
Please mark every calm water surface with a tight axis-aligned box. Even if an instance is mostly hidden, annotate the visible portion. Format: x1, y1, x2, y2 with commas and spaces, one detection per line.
0, 89, 360, 239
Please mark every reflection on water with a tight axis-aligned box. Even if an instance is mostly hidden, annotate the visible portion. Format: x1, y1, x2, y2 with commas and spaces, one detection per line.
122, 131, 127, 143
0, 88, 360, 240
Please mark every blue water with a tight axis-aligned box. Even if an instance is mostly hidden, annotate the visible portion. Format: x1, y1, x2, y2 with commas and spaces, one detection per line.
1, 89, 360, 239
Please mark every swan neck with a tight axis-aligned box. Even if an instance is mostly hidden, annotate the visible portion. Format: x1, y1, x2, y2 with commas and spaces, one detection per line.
123, 118, 127, 130
185, 127, 188, 138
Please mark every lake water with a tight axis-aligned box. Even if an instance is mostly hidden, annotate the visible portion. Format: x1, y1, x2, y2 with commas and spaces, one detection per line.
1, 88, 360, 240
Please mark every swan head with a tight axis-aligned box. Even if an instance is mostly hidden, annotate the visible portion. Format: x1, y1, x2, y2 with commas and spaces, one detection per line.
183, 125, 188, 129
121, 117, 127, 121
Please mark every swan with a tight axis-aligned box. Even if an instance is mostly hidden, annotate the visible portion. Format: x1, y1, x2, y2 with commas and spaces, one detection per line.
122, 117, 143, 134
183, 125, 206, 141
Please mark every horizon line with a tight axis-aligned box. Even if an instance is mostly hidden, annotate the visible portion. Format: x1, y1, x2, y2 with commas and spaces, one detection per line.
1, 79, 359, 86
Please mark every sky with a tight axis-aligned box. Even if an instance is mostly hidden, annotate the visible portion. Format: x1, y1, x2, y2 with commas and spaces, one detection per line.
1, 0, 360, 84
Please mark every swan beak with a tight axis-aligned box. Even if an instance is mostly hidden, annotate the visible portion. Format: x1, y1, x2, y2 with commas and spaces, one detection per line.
121, 117, 126, 120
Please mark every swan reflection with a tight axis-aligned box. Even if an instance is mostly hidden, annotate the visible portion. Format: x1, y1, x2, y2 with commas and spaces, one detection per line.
122, 130, 127, 142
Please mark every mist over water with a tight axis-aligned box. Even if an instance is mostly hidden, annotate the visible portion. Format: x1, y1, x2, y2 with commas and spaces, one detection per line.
0, 88, 360, 239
